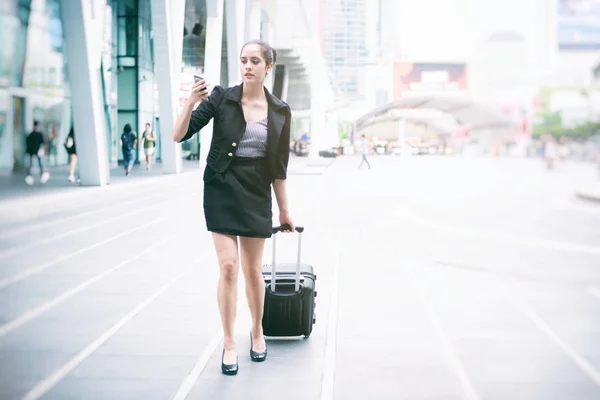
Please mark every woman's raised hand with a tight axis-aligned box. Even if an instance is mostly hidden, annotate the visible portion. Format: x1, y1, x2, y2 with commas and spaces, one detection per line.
189, 79, 210, 103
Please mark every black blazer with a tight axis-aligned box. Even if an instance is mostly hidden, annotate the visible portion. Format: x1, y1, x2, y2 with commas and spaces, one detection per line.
180, 84, 292, 181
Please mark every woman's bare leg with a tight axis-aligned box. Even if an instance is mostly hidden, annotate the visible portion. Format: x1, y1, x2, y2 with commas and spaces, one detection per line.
212, 233, 240, 364
239, 236, 266, 352
69, 154, 77, 178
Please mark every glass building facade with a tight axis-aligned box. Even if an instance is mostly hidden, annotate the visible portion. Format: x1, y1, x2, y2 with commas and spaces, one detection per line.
322, 0, 368, 100
0, 0, 70, 171
0, 0, 178, 174
0, 0, 253, 177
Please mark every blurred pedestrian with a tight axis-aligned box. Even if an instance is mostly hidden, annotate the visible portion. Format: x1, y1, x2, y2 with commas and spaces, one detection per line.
120, 123, 137, 176
173, 39, 295, 376
64, 126, 79, 183
141, 122, 157, 170
25, 120, 50, 185
544, 134, 557, 170
358, 134, 371, 170
48, 126, 58, 166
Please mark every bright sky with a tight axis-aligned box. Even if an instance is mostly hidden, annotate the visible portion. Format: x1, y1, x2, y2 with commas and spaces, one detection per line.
390, 0, 539, 62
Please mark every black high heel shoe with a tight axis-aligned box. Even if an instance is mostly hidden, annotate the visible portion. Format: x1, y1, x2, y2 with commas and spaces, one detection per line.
221, 349, 238, 375
250, 332, 267, 362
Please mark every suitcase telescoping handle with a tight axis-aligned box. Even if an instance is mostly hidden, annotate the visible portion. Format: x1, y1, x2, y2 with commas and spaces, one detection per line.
271, 225, 304, 293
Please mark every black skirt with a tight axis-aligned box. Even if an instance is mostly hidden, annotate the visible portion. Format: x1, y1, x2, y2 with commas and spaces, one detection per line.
203, 156, 273, 238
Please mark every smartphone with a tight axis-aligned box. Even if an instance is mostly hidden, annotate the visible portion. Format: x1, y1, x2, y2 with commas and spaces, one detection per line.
193, 75, 208, 94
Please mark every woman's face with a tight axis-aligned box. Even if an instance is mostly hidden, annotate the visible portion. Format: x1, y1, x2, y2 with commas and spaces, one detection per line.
240, 44, 272, 84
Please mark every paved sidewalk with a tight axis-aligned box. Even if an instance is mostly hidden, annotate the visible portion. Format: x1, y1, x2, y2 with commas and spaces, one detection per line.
0, 155, 599, 399
0, 156, 335, 224
576, 184, 600, 203
0, 159, 201, 202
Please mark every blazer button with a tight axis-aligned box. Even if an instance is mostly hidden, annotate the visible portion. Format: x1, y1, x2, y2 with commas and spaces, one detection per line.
232, 142, 237, 147
228, 152, 233, 157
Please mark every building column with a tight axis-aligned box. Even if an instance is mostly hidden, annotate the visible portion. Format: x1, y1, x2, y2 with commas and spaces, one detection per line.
306, 0, 332, 157
226, 0, 246, 87
245, 0, 261, 41
309, 48, 327, 158
199, 0, 224, 169
261, 14, 277, 92
151, 0, 185, 174
60, 0, 109, 186
281, 66, 290, 102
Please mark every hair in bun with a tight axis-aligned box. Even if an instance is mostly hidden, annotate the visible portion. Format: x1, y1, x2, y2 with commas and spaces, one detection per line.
242, 40, 277, 65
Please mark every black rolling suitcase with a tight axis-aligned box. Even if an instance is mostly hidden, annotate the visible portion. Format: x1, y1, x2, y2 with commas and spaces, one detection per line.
262, 225, 317, 338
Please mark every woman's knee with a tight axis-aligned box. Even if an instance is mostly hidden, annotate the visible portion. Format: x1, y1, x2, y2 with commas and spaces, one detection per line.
219, 258, 239, 282
243, 264, 263, 283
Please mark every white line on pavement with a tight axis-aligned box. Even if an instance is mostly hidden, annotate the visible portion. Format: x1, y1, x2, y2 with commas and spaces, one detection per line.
171, 285, 246, 400
394, 207, 600, 255
0, 219, 164, 290
171, 330, 224, 400
586, 286, 600, 300
0, 193, 158, 241
498, 279, 600, 386
21, 263, 196, 400
554, 202, 600, 218
0, 237, 171, 338
407, 262, 480, 400
320, 245, 341, 400
0, 203, 163, 259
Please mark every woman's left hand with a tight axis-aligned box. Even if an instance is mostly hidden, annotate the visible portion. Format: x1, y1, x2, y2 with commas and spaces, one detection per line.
279, 211, 295, 233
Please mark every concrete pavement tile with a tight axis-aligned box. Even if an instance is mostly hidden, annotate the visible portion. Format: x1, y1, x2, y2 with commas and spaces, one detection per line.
0, 293, 57, 323
0, 349, 75, 379
77, 270, 174, 295
451, 335, 561, 359
0, 327, 95, 352
188, 378, 321, 400
69, 354, 198, 380
40, 292, 148, 318
117, 312, 218, 335
462, 355, 592, 384
0, 238, 23, 250
199, 351, 324, 382
0, 263, 38, 280
95, 332, 213, 356
0, 378, 40, 400
336, 338, 450, 367
261, 337, 326, 358
336, 320, 441, 342
336, 299, 430, 318
44, 377, 182, 400
197, 333, 324, 382
477, 381, 600, 400
334, 365, 464, 400
0, 273, 89, 304
440, 322, 548, 343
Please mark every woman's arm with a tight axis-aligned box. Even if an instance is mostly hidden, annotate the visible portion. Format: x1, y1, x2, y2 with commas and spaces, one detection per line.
273, 179, 294, 232
173, 82, 223, 143
173, 100, 197, 142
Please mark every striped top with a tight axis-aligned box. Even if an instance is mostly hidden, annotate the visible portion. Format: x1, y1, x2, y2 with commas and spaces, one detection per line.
236, 118, 268, 157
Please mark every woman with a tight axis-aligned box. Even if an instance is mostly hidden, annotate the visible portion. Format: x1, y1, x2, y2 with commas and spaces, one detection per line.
142, 122, 157, 170
120, 123, 137, 176
173, 40, 294, 376
64, 126, 78, 182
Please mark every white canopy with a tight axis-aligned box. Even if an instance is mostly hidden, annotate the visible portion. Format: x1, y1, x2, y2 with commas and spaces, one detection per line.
355, 95, 516, 131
